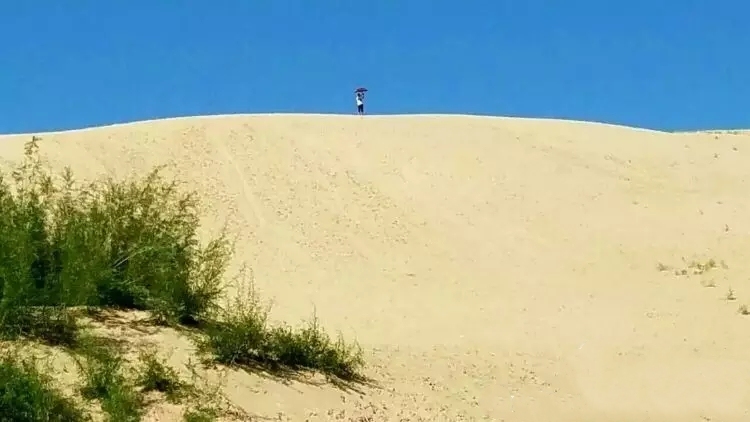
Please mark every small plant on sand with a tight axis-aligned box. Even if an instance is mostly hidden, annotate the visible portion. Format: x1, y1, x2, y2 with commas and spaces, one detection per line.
177, 357, 239, 422
688, 258, 717, 275
739, 304, 750, 315
78, 344, 143, 422
135, 348, 185, 402
656, 262, 671, 272
726, 288, 736, 301
0, 352, 87, 422
183, 407, 219, 422
700, 279, 716, 288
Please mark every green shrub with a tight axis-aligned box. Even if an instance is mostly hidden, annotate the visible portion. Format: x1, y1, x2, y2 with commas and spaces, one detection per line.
201, 294, 364, 380
200, 294, 269, 366
0, 353, 87, 422
0, 136, 229, 345
264, 316, 365, 380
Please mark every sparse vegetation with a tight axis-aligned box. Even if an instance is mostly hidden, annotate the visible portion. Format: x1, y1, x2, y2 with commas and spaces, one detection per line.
700, 279, 716, 288
667, 258, 727, 278
0, 353, 87, 422
135, 348, 185, 402
726, 288, 736, 301
0, 137, 366, 419
183, 407, 219, 422
200, 292, 365, 380
79, 343, 143, 422
660, 257, 750, 318
688, 258, 717, 275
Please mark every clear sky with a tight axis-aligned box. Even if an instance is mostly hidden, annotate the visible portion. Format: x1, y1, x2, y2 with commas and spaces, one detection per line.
1, 1, 747, 133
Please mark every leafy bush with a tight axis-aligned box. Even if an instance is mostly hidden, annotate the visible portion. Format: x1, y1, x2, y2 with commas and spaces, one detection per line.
0, 137, 228, 345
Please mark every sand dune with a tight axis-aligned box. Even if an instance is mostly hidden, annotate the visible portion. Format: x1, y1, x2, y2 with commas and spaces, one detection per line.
2, 114, 750, 421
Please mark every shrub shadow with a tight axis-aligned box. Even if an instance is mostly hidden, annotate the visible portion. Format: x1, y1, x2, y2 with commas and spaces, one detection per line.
200, 356, 380, 395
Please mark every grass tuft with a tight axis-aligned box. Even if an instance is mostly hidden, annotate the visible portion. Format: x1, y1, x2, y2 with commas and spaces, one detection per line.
201, 292, 365, 380
183, 407, 218, 422
135, 348, 185, 402
264, 314, 365, 379
78, 344, 143, 422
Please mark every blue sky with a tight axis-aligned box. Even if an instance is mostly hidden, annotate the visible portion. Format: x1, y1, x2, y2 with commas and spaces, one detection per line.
1, 1, 747, 133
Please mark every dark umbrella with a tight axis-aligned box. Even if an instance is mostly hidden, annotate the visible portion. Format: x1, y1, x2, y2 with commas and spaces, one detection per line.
354, 87, 368, 93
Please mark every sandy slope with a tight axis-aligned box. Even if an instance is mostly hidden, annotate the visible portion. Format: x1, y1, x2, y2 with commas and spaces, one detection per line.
2, 114, 750, 421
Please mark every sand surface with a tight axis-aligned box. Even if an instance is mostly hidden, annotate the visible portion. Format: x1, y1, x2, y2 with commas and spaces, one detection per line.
1, 114, 750, 421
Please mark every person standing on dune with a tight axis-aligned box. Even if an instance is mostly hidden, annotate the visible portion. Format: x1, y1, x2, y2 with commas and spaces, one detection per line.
356, 91, 365, 115
354, 87, 367, 115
